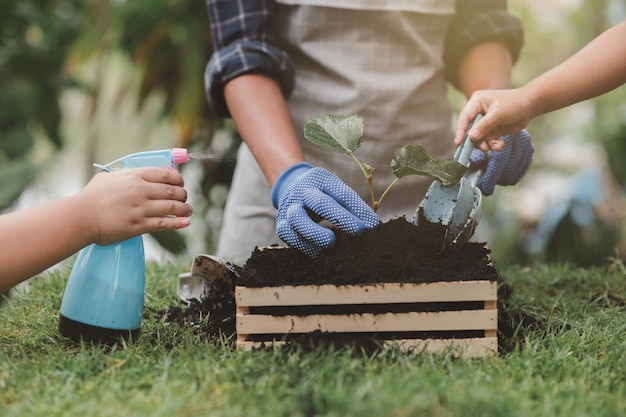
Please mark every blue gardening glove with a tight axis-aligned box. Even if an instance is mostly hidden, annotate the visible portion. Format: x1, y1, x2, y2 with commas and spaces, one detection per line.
271, 162, 381, 257
470, 130, 534, 196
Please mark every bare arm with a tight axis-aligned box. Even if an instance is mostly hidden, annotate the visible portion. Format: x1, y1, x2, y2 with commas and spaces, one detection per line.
457, 41, 514, 96
0, 167, 191, 292
223, 74, 305, 186
456, 19, 626, 149
526, 19, 626, 117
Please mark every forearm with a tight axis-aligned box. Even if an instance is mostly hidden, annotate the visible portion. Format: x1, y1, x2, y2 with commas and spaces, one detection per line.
0, 196, 93, 292
445, 1, 523, 88
523, 19, 626, 118
224, 73, 305, 186
457, 41, 514, 97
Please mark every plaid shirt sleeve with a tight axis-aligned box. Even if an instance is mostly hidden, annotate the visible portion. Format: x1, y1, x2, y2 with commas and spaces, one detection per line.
204, 0, 294, 117
444, 0, 524, 89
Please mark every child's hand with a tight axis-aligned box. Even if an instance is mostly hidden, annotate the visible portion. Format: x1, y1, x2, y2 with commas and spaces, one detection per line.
455, 88, 535, 152
78, 167, 192, 245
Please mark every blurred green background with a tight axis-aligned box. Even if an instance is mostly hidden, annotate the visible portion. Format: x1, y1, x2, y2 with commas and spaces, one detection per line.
1, 0, 625, 267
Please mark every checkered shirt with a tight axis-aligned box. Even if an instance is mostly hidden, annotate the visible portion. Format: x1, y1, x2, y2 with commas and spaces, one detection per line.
204, 0, 524, 117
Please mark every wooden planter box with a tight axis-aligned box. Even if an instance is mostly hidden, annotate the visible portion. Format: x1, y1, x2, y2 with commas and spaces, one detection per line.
236, 280, 498, 357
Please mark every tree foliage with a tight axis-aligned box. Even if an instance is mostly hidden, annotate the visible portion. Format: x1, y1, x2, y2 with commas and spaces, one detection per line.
0, 0, 226, 254
0, 0, 85, 209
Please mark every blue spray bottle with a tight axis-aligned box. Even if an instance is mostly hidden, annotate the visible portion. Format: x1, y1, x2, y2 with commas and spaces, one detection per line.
59, 148, 189, 344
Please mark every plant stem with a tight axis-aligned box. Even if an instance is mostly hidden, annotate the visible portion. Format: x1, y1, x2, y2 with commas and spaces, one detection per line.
367, 170, 377, 212
349, 152, 369, 178
377, 178, 400, 209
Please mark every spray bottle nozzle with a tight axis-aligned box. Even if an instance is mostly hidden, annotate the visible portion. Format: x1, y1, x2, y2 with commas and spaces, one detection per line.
171, 148, 189, 164
93, 148, 189, 172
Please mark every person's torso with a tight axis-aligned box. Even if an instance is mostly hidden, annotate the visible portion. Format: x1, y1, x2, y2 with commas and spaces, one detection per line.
276, 0, 456, 220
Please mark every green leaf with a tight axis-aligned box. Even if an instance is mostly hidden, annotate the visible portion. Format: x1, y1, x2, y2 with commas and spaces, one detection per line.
391, 144, 468, 187
303, 114, 364, 154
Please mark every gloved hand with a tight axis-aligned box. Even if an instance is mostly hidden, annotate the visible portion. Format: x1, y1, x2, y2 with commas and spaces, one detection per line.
470, 130, 533, 196
271, 162, 381, 257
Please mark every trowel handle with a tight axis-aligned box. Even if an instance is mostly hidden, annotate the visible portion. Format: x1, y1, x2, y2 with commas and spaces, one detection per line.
454, 114, 483, 167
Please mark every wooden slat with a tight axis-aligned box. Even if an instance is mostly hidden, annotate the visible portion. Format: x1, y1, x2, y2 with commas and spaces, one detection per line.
236, 281, 496, 307
237, 337, 498, 357
237, 309, 496, 334
484, 300, 498, 338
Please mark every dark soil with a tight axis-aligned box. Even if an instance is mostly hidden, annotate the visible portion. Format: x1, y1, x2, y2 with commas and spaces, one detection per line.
239, 216, 499, 287
147, 298, 236, 341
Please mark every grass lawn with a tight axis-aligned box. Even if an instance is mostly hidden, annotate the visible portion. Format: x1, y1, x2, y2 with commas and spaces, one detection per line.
1, 259, 625, 416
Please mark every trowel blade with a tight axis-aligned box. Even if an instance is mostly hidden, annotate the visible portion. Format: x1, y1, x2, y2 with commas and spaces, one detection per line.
177, 254, 240, 304
417, 181, 461, 226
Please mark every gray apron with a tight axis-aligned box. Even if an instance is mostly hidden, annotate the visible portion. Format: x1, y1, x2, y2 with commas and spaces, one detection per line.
217, 1, 456, 265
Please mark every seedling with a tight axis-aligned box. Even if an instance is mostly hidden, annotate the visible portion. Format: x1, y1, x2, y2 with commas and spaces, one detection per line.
304, 114, 467, 212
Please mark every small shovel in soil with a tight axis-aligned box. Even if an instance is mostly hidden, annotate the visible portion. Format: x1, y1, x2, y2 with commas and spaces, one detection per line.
413, 114, 485, 254
177, 254, 241, 305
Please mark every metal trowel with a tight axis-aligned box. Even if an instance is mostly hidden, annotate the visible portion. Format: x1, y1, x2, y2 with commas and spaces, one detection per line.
177, 254, 241, 305
413, 114, 485, 254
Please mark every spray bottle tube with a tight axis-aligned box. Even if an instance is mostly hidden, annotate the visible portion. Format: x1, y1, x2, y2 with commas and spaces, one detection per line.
59, 148, 189, 344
